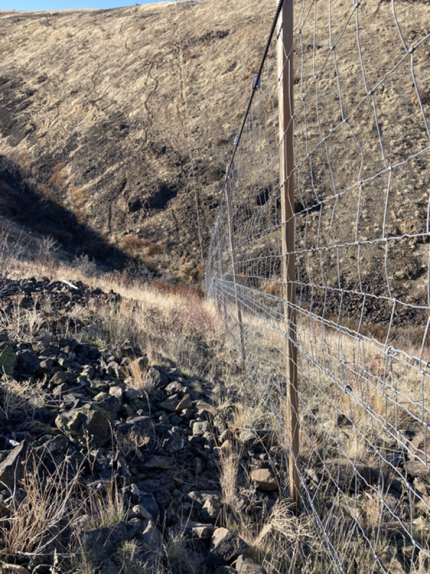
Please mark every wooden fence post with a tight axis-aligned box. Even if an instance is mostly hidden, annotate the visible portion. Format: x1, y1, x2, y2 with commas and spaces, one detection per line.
277, 0, 300, 510
225, 172, 246, 366
216, 223, 227, 321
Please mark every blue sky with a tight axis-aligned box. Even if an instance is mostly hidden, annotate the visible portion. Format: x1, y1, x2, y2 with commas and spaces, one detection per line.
1, 0, 166, 10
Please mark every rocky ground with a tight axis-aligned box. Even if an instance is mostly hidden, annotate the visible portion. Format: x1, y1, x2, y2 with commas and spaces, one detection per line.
0, 275, 430, 573
0, 277, 282, 573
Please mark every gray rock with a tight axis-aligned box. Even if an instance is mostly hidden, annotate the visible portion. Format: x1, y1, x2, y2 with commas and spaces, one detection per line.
101, 559, 119, 574
141, 518, 163, 547
165, 381, 183, 394
207, 528, 249, 566
324, 459, 381, 491
176, 394, 193, 411
140, 491, 160, 522
162, 427, 185, 454
146, 367, 169, 388
193, 421, 210, 436
0, 441, 28, 487
177, 520, 215, 539
50, 371, 69, 386
116, 416, 154, 448
143, 456, 173, 469
379, 547, 406, 574
109, 386, 124, 400
17, 349, 41, 375
0, 346, 17, 376
83, 520, 138, 561
123, 387, 144, 402
236, 555, 267, 574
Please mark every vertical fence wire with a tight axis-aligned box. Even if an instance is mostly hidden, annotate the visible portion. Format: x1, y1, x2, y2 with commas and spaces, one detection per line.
206, 0, 430, 570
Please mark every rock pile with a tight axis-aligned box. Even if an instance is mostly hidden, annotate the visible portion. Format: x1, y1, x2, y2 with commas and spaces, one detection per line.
0, 285, 277, 573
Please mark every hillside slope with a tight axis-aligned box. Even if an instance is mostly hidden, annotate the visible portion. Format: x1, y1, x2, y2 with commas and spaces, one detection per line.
0, 0, 273, 278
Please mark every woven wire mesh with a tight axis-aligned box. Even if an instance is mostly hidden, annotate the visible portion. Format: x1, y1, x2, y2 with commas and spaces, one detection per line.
206, 0, 430, 570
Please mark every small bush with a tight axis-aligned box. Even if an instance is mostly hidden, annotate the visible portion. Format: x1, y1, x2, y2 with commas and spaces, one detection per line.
214, 137, 227, 145
121, 235, 151, 250
48, 162, 67, 191
146, 242, 165, 256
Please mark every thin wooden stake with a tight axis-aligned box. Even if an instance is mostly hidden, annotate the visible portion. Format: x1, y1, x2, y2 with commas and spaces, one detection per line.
216, 223, 227, 321
225, 172, 246, 366
277, 0, 300, 510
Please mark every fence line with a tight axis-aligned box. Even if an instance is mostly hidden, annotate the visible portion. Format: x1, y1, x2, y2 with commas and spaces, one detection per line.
206, 0, 430, 570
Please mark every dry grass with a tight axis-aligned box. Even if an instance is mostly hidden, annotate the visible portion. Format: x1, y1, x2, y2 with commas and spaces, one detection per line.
121, 235, 151, 250
0, 455, 83, 563
85, 481, 125, 531
0, 377, 45, 422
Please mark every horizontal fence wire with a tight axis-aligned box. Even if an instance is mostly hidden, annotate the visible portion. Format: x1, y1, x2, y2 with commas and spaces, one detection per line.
206, 0, 430, 571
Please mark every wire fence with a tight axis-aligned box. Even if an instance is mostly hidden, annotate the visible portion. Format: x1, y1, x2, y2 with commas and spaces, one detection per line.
206, 0, 430, 570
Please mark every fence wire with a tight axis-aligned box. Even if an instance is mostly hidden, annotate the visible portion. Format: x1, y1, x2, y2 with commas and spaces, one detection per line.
206, 0, 430, 571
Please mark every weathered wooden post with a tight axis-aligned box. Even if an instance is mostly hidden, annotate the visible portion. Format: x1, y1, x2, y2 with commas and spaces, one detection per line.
216, 222, 227, 321
277, 0, 300, 509
225, 171, 246, 366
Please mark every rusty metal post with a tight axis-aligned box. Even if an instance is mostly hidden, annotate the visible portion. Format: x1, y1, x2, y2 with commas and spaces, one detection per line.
277, 0, 300, 510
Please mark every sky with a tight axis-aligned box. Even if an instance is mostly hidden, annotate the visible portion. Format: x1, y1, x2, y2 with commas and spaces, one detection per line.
1, 0, 166, 10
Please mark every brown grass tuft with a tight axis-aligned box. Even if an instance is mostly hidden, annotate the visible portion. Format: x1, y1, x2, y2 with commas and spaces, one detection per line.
121, 235, 151, 250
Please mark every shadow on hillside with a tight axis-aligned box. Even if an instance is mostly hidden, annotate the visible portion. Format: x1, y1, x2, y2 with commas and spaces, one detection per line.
0, 155, 128, 269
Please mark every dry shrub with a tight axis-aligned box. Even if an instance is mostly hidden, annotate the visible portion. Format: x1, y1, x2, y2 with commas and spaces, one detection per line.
214, 137, 227, 145
48, 163, 67, 191
125, 356, 151, 391
121, 235, 151, 250
0, 377, 45, 421
85, 481, 125, 530
218, 440, 241, 508
146, 242, 165, 256
70, 187, 90, 209
264, 280, 283, 297
72, 208, 87, 226
1, 455, 84, 562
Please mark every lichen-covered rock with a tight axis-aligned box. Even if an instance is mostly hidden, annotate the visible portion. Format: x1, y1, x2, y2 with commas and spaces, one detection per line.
0, 346, 17, 376
55, 404, 114, 447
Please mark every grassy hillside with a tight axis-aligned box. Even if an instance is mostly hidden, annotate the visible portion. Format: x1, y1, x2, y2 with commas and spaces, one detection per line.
0, 0, 274, 281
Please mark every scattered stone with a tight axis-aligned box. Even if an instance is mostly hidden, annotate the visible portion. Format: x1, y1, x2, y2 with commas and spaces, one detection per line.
250, 468, 277, 492
50, 371, 69, 386
196, 400, 219, 417
100, 559, 119, 574
0, 441, 28, 487
207, 528, 249, 566
176, 394, 193, 411
411, 433, 429, 462
236, 555, 268, 574
379, 547, 407, 574
193, 421, 210, 436
0, 346, 17, 376
144, 455, 173, 469
404, 462, 430, 481
83, 521, 138, 561
162, 427, 185, 454
146, 367, 169, 388
141, 518, 163, 547
324, 459, 381, 491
